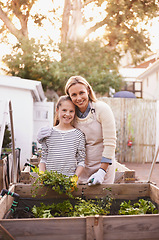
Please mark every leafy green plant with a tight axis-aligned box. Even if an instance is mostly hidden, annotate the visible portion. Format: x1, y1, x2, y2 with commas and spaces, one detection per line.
73, 197, 112, 217
31, 170, 77, 198
119, 199, 158, 215
2, 125, 12, 149
32, 196, 112, 218
32, 200, 74, 218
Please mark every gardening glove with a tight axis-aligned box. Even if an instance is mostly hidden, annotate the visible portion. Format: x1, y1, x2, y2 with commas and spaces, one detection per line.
37, 126, 51, 143
88, 168, 106, 186
70, 175, 78, 191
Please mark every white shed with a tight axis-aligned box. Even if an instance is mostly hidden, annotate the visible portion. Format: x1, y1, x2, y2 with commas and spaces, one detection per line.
138, 59, 159, 100
0, 75, 54, 169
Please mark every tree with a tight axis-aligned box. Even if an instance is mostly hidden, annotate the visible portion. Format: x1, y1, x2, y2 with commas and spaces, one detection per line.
0, 0, 158, 96
60, 0, 159, 62
0, 0, 159, 61
2, 39, 123, 95
0, 0, 36, 42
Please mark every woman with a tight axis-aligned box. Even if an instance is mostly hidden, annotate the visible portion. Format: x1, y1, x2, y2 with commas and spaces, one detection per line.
38, 76, 116, 185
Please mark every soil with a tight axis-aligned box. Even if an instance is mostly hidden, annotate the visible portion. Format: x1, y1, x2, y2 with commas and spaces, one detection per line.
3, 196, 158, 219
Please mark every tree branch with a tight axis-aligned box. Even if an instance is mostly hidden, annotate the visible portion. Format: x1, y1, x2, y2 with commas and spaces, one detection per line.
84, 16, 108, 37
0, 6, 24, 40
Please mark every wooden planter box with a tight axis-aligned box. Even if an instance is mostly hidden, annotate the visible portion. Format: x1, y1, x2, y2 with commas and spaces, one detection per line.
0, 183, 159, 240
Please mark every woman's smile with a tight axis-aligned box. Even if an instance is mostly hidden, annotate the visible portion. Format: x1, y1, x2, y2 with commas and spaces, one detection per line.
68, 83, 89, 113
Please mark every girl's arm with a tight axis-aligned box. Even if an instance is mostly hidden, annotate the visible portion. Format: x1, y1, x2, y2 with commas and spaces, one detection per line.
39, 139, 48, 173
39, 162, 46, 173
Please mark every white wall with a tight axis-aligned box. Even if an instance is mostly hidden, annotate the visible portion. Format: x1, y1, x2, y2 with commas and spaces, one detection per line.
156, 100, 159, 162
33, 102, 54, 149
0, 86, 34, 168
142, 68, 159, 100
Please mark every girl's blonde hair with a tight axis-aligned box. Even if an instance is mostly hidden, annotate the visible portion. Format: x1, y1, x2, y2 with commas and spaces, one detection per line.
54, 95, 75, 126
65, 76, 97, 102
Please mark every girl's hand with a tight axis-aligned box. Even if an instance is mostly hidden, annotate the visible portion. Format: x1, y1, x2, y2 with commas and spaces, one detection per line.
70, 175, 78, 191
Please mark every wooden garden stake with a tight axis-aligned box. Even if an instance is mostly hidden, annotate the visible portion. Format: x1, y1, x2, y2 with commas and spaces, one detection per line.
147, 145, 159, 183
9, 101, 17, 183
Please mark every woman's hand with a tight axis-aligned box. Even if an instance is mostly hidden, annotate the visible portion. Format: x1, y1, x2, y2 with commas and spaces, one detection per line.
87, 168, 106, 186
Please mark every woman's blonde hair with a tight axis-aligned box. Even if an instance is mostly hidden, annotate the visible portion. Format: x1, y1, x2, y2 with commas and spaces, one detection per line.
54, 95, 75, 126
65, 76, 97, 102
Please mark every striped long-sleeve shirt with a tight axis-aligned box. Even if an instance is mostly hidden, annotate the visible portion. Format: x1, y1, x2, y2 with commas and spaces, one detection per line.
40, 127, 86, 176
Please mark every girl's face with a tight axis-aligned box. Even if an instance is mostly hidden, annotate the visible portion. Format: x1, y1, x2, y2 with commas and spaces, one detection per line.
68, 83, 89, 113
57, 100, 75, 125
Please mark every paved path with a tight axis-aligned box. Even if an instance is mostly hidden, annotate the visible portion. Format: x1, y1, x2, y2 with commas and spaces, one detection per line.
124, 162, 159, 187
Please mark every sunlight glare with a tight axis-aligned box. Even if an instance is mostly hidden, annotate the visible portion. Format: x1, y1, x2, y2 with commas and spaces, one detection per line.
76, 25, 87, 37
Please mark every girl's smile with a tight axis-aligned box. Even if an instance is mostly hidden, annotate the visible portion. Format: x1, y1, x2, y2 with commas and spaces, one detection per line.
57, 100, 75, 129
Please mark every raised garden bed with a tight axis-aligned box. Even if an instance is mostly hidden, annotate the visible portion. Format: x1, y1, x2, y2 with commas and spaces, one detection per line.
0, 183, 159, 240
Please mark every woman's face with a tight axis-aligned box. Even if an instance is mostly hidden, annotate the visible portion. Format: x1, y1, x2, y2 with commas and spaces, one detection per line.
68, 83, 89, 113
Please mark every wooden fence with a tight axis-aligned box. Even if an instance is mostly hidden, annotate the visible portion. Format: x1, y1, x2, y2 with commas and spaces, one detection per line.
100, 98, 157, 163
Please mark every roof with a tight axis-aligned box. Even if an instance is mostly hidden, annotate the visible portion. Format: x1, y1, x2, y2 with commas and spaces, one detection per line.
0, 75, 46, 102
138, 59, 159, 79
119, 68, 145, 82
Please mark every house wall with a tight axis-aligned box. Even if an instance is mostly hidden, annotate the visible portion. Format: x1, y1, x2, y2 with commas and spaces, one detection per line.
0, 86, 34, 168
142, 67, 159, 100
156, 100, 159, 162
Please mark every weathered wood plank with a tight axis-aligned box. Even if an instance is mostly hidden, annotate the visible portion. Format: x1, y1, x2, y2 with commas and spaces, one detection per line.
0, 224, 15, 240
14, 183, 150, 200
103, 215, 159, 240
0, 218, 86, 240
149, 184, 159, 205
0, 185, 15, 219
86, 216, 103, 240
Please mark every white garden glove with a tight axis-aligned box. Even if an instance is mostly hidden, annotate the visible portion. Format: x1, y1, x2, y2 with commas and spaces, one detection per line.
87, 168, 106, 186
37, 126, 51, 143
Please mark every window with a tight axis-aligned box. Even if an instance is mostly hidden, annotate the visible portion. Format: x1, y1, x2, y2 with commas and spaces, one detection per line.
35, 110, 48, 120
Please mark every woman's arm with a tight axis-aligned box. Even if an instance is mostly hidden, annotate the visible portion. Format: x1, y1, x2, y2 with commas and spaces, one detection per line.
95, 101, 116, 160
75, 166, 84, 177
76, 130, 86, 173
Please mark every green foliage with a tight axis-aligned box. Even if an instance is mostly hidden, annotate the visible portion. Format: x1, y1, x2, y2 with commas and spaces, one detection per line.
32, 200, 74, 218
2, 125, 11, 149
1, 0, 159, 68
119, 199, 158, 215
2, 39, 123, 95
73, 197, 112, 217
32, 196, 112, 218
101, 0, 159, 64
57, 40, 123, 95
2, 39, 61, 92
31, 170, 78, 198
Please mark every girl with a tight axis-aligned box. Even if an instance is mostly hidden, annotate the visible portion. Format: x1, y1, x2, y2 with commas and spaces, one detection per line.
39, 95, 86, 178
